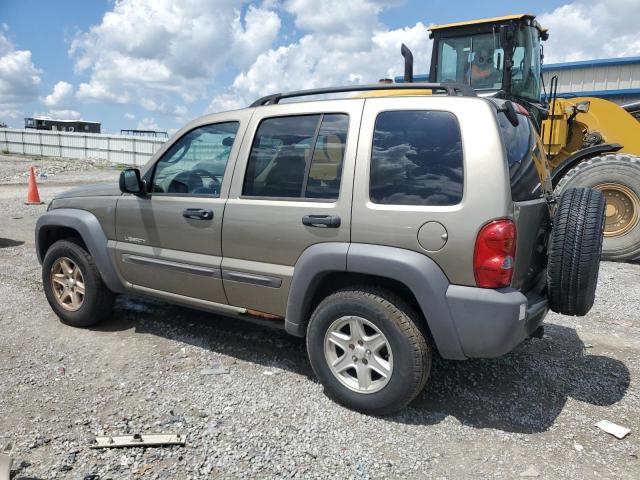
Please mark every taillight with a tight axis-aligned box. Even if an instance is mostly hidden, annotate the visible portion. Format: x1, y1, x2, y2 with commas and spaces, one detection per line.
474, 219, 516, 288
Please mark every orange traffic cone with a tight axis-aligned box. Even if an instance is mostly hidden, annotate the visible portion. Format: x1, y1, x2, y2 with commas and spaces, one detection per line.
25, 166, 44, 205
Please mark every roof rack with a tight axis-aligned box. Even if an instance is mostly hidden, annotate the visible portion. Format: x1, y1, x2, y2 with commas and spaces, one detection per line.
249, 82, 476, 107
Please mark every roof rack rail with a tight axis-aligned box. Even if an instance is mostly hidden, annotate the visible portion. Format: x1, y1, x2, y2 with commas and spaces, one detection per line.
249, 82, 476, 107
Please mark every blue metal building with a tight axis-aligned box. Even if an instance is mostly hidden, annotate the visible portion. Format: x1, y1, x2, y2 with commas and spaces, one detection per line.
542, 57, 640, 106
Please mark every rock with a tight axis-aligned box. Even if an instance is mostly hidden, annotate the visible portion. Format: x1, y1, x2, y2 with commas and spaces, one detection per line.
200, 361, 229, 375
520, 466, 540, 477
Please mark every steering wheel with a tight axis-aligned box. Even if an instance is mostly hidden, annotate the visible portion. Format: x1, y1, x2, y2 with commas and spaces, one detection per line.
168, 169, 221, 194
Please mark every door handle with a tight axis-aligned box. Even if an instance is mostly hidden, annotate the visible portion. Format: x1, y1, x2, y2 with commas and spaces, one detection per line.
182, 208, 214, 220
302, 214, 341, 228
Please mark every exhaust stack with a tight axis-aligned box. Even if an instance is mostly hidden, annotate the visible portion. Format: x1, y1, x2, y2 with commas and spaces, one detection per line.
401, 43, 413, 83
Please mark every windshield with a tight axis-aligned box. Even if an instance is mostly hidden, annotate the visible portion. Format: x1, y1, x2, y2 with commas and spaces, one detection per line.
435, 25, 541, 102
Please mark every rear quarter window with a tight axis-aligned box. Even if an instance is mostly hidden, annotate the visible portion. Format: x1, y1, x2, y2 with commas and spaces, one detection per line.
497, 112, 547, 201
370, 110, 464, 206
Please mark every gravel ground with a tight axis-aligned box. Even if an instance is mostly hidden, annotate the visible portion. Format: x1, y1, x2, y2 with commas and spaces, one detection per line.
1, 155, 639, 479
0, 154, 117, 186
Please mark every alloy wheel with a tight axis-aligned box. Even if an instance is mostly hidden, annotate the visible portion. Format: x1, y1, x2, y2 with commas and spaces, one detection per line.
324, 316, 393, 394
50, 257, 85, 311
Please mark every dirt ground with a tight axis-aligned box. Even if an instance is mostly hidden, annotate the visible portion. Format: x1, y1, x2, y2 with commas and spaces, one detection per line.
1, 155, 639, 479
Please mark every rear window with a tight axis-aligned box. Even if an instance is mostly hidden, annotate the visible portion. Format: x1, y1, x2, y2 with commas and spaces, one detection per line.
497, 112, 545, 201
370, 110, 464, 206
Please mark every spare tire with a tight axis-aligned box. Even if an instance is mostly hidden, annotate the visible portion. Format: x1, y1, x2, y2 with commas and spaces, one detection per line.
548, 187, 605, 316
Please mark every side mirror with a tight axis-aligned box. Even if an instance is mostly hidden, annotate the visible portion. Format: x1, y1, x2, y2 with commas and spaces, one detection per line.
119, 168, 144, 194
575, 101, 590, 113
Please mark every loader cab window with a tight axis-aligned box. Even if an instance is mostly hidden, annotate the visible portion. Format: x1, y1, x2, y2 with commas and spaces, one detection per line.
436, 26, 542, 102
510, 26, 542, 102
436, 33, 504, 90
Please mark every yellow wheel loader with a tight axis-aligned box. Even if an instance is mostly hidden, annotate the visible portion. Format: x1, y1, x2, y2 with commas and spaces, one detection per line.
398, 14, 640, 261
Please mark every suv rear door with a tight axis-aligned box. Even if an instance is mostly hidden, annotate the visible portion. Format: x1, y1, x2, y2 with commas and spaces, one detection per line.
221, 99, 364, 316
351, 96, 511, 287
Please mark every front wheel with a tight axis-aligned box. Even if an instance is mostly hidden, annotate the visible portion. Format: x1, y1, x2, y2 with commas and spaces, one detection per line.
42, 239, 115, 327
306, 287, 431, 415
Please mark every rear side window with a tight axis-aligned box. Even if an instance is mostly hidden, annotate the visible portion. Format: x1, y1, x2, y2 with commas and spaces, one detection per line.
243, 114, 348, 199
497, 112, 545, 201
370, 111, 463, 206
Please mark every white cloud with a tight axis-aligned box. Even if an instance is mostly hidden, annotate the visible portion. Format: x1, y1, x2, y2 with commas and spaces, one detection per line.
34, 109, 82, 120
139, 97, 189, 117
137, 117, 161, 131
538, 0, 640, 63
41, 81, 75, 108
285, 0, 397, 37
209, 0, 430, 112
231, 5, 281, 69
124, 112, 135, 120
71, 0, 281, 113
0, 31, 41, 115
0, 108, 22, 119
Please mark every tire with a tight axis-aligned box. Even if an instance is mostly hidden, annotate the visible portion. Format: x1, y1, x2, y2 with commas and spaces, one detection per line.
42, 239, 115, 327
306, 286, 431, 415
547, 188, 605, 316
555, 154, 640, 261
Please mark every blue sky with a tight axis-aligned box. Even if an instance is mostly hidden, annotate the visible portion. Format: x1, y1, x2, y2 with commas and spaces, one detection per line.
0, 0, 636, 133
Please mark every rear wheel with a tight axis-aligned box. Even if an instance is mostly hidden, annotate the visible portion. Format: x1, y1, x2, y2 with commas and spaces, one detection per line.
547, 188, 605, 316
306, 287, 431, 415
555, 154, 640, 261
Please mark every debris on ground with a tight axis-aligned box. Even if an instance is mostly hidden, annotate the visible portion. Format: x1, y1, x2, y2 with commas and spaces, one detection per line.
595, 420, 631, 439
200, 360, 229, 375
91, 433, 186, 449
0, 453, 11, 480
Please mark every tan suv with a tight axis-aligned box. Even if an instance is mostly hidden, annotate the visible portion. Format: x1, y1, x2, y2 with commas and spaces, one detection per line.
36, 84, 606, 414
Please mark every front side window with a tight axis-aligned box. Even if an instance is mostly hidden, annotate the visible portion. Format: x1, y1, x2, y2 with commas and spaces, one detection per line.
370, 111, 464, 206
243, 114, 349, 199
151, 122, 239, 196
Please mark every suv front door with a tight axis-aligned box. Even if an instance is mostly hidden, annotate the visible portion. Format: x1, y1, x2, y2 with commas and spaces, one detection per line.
113, 111, 251, 304
221, 100, 364, 316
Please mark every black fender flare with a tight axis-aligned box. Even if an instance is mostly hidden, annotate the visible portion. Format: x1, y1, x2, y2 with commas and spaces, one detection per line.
551, 143, 623, 188
284, 243, 467, 360
35, 208, 125, 293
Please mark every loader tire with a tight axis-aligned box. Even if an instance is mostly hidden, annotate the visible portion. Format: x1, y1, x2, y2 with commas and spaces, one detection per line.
547, 188, 605, 316
555, 154, 640, 261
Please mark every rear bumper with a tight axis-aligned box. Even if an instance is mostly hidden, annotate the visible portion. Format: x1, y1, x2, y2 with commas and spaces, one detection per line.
445, 285, 548, 358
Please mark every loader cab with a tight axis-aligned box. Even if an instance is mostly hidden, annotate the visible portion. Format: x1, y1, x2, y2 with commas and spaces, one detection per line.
428, 15, 547, 108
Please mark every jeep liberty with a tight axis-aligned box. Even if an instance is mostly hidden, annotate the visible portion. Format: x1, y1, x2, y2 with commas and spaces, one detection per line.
36, 83, 606, 414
